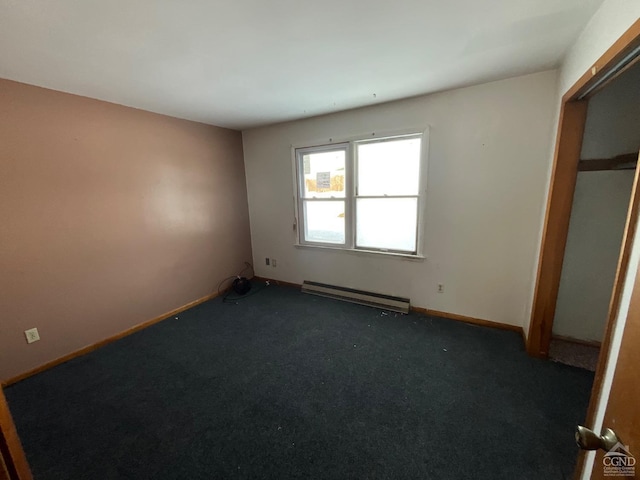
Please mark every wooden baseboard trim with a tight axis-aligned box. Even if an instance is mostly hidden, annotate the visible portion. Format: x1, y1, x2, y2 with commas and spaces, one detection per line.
253, 277, 525, 338
412, 307, 523, 334
2, 290, 221, 387
552, 334, 602, 348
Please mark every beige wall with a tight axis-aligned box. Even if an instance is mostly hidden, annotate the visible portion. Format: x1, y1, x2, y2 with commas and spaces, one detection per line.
0, 79, 252, 381
242, 70, 558, 328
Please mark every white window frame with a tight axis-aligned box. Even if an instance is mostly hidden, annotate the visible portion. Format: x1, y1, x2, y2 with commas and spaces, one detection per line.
295, 142, 352, 249
293, 128, 429, 258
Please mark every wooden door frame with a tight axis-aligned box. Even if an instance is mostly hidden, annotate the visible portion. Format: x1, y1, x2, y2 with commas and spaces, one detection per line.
524, 16, 640, 480
0, 387, 32, 480
527, 18, 640, 357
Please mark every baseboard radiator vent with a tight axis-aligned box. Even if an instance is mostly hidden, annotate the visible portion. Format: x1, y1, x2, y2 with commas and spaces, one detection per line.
301, 280, 410, 314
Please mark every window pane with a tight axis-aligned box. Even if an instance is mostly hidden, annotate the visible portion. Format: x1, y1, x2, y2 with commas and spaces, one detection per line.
301, 149, 346, 198
357, 137, 421, 196
304, 200, 345, 244
356, 198, 417, 252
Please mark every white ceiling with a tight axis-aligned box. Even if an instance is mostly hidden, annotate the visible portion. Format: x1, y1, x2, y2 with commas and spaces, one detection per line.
0, 0, 603, 130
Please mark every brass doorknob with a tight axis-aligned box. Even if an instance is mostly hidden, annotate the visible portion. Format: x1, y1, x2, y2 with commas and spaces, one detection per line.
575, 425, 621, 451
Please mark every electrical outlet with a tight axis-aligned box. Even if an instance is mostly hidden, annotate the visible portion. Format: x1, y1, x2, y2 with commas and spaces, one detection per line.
265, 257, 270, 266
25, 327, 40, 344
272, 259, 277, 267
437, 284, 444, 294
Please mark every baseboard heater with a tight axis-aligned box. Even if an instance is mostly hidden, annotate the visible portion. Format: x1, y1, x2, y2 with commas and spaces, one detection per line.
301, 280, 410, 314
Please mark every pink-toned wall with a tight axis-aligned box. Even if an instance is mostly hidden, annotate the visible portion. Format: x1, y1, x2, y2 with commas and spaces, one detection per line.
0, 79, 252, 381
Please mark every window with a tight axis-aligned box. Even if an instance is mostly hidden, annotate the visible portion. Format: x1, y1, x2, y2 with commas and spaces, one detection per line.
295, 133, 425, 255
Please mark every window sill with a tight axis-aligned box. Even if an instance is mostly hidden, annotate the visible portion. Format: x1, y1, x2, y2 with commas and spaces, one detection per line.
294, 243, 426, 261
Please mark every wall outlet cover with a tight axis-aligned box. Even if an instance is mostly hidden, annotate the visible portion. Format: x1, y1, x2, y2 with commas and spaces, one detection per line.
25, 327, 40, 344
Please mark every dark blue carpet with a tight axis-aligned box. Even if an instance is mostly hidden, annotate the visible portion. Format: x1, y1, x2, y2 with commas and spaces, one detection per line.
5, 285, 592, 479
